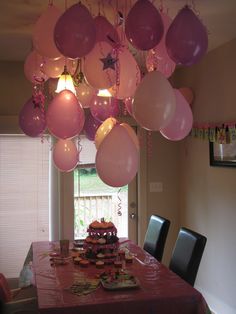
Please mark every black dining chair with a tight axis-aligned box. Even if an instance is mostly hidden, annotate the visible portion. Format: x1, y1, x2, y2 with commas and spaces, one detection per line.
169, 227, 207, 286
143, 214, 170, 262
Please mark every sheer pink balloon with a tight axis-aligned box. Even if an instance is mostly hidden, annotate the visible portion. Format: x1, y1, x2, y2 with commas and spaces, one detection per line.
75, 82, 96, 108
109, 47, 141, 99
160, 89, 193, 141
179, 87, 194, 105
54, 3, 96, 58
90, 95, 120, 122
166, 6, 208, 66
94, 15, 120, 47
123, 97, 134, 116
33, 5, 62, 59
53, 139, 78, 172
42, 57, 77, 78
125, 0, 164, 50
146, 45, 176, 78
96, 124, 139, 187
24, 51, 48, 84
46, 90, 85, 139
19, 97, 46, 137
133, 71, 176, 131
83, 41, 116, 89
83, 112, 101, 141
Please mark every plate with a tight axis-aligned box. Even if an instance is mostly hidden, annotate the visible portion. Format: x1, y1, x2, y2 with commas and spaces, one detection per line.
100, 270, 139, 290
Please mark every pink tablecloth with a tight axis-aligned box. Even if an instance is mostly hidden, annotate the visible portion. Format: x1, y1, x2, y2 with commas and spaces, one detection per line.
33, 240, 209, 314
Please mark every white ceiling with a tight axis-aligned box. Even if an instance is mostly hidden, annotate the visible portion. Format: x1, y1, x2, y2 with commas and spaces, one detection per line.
0, 0, 236, 62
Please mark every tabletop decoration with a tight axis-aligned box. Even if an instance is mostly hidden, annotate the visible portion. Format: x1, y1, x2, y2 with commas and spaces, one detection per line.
100, 269, 139, 290
69, 278, 100, 296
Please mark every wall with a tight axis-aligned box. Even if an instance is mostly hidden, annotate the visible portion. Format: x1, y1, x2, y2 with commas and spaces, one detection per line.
175, 38, 236, 314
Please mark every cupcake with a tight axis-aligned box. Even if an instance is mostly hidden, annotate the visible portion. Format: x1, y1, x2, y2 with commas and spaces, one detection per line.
125, 255, 133, 263
114, 260, 122, 268
79, 259, 89, 267
97, 253, 105, 259
74, 257, 82, 265
96, 260, 104, 269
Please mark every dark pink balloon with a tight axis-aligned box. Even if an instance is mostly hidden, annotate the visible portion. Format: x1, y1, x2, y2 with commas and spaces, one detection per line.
166, 6, 208, 66
54, 3, 96, 58
46, 90, 85, 139
125, 0, 164, 50
94, 15, 120, 47
19, 97, 46, 137
83, 112, 101, 141
90, 95, 120, 122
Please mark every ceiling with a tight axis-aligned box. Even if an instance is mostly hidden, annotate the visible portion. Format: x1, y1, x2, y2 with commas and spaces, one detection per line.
0, 0, 236, 62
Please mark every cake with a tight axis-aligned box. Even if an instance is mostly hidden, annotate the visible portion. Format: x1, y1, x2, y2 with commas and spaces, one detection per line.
84, 218, 119, 263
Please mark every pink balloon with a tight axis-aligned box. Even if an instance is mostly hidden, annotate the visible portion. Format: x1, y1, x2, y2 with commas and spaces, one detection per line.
96, 124, 139, 187
24, 51, 48, 84
166, 6, 208, 66
46, 90, 85, 139
133, 71, 176, 131
42, 57, 77, 78
75, 82, 96, 108
90, 95, 120, 122
19, 97, 46, 137
83, 41, 116, 89
94, 15, 120, 47
54, 3, 96, 59
83, 112, 101, 141
123, 97, 134, 116
125, 0, 164, 50
109, 47, 141, 99
53, 139, 78, 172
160, 89, 193, 141
33, 5, 62, 59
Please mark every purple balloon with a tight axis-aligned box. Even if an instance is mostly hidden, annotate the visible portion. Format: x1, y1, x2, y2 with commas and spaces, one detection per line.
19, 97, 46, 137
90, 95, 120, 122
125, 0, 164, 51
166, 6, 208, 66
94, 15, 120, 47
83, 112, 101, 141
54, 3, 96, 58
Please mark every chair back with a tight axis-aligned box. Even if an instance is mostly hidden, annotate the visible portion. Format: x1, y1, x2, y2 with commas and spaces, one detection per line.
143, 215, 170, 262
169, 227, 207, 286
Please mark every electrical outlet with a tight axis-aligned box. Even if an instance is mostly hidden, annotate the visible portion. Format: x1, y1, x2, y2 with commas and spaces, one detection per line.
150, 182, 163, 193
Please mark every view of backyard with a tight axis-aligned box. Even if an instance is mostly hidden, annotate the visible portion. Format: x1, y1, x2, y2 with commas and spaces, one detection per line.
74, 168, 128, 239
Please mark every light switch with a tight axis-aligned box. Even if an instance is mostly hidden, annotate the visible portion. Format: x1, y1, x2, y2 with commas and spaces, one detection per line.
150, 182, 163, 193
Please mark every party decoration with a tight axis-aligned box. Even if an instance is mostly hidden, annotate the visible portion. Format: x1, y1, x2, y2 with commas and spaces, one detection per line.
46, 90, 85, 139
94, 15, 120, 47
53, 139, 78, 172
95, 117, 117, 149
19, 97, 46, 137
83, 112, 101, 141
42, 57, 77, 78
100, 53, 117, 70
125, 0, 164, 50
179, 87, 194, 105
90, 95, 120, 122
75, 82, 96, 108
109, 47, 141, 99
54, 3, 96, 59
24, 50, 48, 84
133, 71, 176, 131
83, 41, 116, 89
120, 123, 139, 150
33, 4, 62, 59
166, 6, 208, 66
160, 89, 193, 141
96, 124, 139, 187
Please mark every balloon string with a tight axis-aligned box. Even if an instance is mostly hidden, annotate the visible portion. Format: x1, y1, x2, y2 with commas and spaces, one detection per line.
77, 136, 82, 164
147, 131, 152, 159
117, 188, 122, 216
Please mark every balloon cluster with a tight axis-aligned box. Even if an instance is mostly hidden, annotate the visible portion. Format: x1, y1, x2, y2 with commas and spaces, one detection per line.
19, 0, 207, 187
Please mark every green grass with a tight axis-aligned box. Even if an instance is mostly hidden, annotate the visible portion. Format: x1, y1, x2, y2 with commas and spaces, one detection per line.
74, 170, 128, 196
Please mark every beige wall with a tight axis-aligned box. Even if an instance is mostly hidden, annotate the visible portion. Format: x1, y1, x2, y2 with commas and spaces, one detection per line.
174, 38, 236, 314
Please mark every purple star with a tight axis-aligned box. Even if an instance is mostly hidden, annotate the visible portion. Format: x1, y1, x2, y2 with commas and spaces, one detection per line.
100, 53, 117, 70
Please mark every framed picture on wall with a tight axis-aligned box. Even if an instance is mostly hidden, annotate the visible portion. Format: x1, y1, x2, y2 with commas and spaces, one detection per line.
209, 141, 236, 167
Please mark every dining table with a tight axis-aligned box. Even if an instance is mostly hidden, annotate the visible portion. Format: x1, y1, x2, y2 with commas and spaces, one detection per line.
32, 239, 210, 314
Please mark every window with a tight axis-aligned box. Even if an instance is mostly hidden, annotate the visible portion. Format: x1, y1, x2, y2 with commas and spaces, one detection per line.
0, 135, 50, 277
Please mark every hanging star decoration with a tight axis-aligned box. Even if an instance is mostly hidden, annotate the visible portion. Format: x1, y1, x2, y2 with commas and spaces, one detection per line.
100, 53, 117, 70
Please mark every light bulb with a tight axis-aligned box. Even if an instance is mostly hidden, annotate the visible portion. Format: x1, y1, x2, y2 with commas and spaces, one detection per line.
97, 89, 112, 97
55, 66, 76, 95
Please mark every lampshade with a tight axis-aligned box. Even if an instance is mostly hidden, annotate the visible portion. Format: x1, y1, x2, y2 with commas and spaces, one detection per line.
97, 89, 112, 97
55, 66, 76, 95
